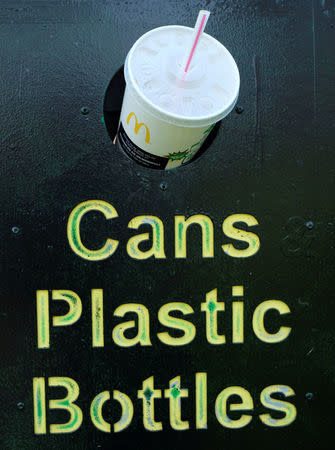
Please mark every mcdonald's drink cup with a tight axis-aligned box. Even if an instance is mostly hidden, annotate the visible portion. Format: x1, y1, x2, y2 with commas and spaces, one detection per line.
117, 24, 240, 170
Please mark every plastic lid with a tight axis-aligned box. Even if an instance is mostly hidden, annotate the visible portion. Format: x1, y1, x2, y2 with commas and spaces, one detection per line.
125, 25, 240, 127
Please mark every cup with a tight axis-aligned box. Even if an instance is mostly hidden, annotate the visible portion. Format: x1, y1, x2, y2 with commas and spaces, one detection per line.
117, 25, 239, 170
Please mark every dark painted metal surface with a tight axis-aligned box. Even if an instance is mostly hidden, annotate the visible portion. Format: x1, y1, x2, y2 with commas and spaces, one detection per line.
0, 0, 334, 449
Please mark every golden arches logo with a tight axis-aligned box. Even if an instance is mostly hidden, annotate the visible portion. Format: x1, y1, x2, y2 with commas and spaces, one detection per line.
126, 112, 151, 144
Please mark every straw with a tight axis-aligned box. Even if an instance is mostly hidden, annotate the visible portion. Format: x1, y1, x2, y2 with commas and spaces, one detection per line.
183, 10, 210, 73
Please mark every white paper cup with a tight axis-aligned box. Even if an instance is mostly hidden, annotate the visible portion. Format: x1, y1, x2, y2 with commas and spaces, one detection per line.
117, 25, 240, 170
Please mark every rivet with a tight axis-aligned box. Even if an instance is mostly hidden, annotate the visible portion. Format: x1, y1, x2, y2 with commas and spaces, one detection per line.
81, 106, 90, 115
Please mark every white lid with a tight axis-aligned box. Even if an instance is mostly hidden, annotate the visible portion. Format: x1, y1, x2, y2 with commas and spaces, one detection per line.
125, 25, 240, 127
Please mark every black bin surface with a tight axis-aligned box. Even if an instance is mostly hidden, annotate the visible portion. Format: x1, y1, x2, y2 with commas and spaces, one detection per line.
0, 1, 334, 449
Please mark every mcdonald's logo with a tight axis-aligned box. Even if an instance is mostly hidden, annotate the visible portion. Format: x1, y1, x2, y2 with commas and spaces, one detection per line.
126, 112, 151, 144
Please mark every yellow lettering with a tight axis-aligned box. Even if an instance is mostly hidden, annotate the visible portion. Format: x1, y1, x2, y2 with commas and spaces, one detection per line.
36, 291, 50, 349
127, 215, 166, 260
33, 377, 46, 434
232, 285, 244, 343
196, 373, 207, 429
37, 290, 82, 348
164, 376, 189, 431
67, 200, 119, 261
222, 214, 260, 258
48, 377, 83, 434
92, 289, 104, 347
113, 390, 134, 432
175, 215, 214, 258
260, 385, 296, 427
113, 304, 151, 347
90, 391, 111, 432
201, 289, 225, 345
253, 300, 291, 343
52, 290, 82, 327
215, 386, 253, 429
157, 302, 195, 346
138, 376, 162, 431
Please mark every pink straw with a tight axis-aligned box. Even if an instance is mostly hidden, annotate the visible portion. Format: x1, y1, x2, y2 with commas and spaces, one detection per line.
184, 10, 210, 73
